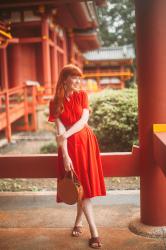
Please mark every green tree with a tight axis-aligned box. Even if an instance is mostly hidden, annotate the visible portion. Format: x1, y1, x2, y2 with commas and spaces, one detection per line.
97, 0, 136, 47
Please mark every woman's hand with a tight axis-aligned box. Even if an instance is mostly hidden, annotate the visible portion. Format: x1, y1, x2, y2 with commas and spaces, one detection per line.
63, 155, 74, 172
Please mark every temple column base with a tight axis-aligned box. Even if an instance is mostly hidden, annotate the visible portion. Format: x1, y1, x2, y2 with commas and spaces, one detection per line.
129, 217, 166, 239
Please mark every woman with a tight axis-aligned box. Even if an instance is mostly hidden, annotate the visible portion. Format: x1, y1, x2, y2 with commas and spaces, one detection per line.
48, 64, 106, 249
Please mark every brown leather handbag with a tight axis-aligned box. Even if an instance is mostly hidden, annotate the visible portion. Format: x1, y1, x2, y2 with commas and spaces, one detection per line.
57, 168, 84, 205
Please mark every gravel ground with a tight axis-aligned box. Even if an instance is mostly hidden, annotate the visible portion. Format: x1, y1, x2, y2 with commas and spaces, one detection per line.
0, 130, 140, 192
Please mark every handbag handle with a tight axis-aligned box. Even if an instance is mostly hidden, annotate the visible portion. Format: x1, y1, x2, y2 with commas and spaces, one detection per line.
64, 168, 79, 183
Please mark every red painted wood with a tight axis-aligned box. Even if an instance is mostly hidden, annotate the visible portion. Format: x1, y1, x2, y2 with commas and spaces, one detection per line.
63, 30, 67, 65
68, 3, 97, 29
153, 132, 166, 176
19, 38, 42, 44
31, 86, 37, 130
48, 39, 55, 47
56, 45, 64, 54
54, 31, 58, 93
7, 42, 42, 87
0, 146, 140, 178
0, 1, 53, 8
8, 44, 22, 87
0, 86, 37, 133
56, 3, 96, 30
21, 45, 39, 81
135, 0, 166, 226
41, 17, 51, 94
50, 31, 57, 94
5, 92, 11, 142
1, 48, 8, 89
0, 0, 86, 9
1, 48, 12, 142
102, 146, 140, 177
67, 30, 74, 63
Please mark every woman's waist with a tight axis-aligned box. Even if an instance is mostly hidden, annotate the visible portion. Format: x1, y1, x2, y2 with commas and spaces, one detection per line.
65, 123, 89, 130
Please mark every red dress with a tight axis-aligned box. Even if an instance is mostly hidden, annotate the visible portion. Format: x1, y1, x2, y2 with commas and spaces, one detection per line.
48, 90, 106, 203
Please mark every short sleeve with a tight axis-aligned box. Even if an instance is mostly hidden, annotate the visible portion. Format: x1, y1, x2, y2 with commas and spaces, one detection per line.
48, 99, 58, 122
81, 90, 89, 109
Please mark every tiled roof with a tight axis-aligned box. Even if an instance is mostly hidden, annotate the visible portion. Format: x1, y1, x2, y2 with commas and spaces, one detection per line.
83, 44, 135, 61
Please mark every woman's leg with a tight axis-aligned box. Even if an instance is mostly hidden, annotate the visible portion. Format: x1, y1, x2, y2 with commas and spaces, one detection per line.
74, 201, 84, 226
82, 198, 102, 247
81, 198, 99, 238
72, 201, 84, 236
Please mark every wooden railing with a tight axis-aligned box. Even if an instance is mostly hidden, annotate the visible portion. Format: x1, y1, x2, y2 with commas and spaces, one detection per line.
0, 145, 140, 178
36, 85, 55, 104
0, 84, 37, 142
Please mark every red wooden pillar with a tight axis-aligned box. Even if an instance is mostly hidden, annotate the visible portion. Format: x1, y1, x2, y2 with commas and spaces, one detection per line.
41, 17, 51, 94
96, 67, 100, 89
135, 0, 166, 225
10, 44, 22, 87
1, 48, 12, 142
50, 30, 58, 95
23, 86, 29, 130
30, 86, 37, 131
120, 65, 125, 88
67, 29, 74, 63
63, 30, 67, 65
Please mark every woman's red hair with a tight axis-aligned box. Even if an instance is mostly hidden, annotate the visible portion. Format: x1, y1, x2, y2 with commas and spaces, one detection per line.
51, 64, 83, 118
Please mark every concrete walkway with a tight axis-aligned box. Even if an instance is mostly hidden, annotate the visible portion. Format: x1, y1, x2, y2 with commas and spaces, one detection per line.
0, 190, 165, 250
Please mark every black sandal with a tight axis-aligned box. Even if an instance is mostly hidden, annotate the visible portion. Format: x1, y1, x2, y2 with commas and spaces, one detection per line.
89, 236, 102, 248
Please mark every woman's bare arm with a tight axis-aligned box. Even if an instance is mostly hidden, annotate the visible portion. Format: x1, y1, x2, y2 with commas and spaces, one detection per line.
63, 109, 89, 139
55, 118, 66, 135
55, 118, 69, 158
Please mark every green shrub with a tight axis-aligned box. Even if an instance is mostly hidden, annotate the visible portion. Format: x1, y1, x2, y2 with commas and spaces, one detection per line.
40, 142, 58, 154
88, 88, 138, 152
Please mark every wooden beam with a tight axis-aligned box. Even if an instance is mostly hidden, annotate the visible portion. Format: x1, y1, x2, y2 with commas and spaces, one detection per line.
56, 45, 64, 54
12, 21, 41, 28
19, 37, 42, 44
48, 39, 55, 47
0, 146, 140, 178
85, 59, 133, 66
83, 72, 134, 78
153, 124, 166, 176
0, 0, 90, 9
75, 34, 97, 41
7, 38, 19, 44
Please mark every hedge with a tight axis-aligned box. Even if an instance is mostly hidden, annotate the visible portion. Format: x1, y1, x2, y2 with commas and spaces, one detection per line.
88, 87, 138, 152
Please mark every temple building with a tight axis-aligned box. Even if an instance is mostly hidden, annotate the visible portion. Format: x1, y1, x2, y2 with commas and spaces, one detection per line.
83, 44, 135, 90
0, 0, 106, 142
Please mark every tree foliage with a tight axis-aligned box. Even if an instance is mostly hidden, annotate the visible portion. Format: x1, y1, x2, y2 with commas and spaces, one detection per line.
97, 0, 136, 47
